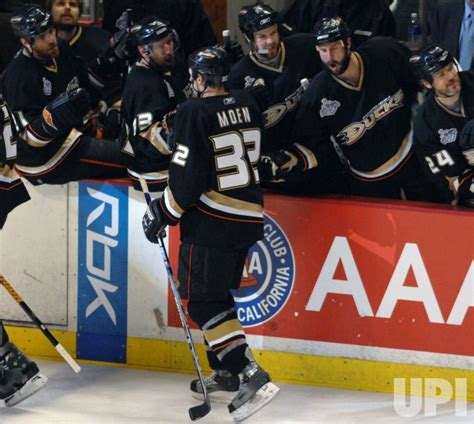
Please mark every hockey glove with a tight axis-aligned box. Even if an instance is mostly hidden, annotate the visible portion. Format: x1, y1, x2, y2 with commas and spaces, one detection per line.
161, 109, 177, 151
142, 198, 168, 243
42, 89, 90, 134
96, 25, 132, 76
225, 40, 244, 65
258, 149, 299, 181
458, 168, 474, 208
96, 108, 122, 140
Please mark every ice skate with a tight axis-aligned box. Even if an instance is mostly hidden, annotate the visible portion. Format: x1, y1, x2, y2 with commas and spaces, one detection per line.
228, 363, 279, 422
0, 342, 47, 407
190, 369, 240, 402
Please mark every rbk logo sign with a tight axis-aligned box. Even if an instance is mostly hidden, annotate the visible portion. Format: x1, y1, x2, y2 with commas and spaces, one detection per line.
77, 182, 129, 363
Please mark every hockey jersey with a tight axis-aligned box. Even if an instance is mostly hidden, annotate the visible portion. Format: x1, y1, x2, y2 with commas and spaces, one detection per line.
226, 33, 322, 154
413, 71, 474, 201
159, 90, 264, 248
294, 36, 419, 181
0, 96, 29, 229
121, 59, 187, 191
61, 25, 111, 64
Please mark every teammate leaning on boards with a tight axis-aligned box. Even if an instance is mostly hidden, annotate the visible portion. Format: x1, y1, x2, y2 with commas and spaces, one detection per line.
142, 47, 279, 422
121, 17, 187, 192
1, 5, 127, 186
411, 45, 474, 206
271, 16, 440, 201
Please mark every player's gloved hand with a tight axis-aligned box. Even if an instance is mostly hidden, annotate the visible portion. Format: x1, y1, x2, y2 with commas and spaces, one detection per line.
97, 17, 132, 74
458, 168, 474, 207
96, 108, 122, 140
42, 88, 90, 134
161, 109, 177, 151
142, 198, 167, 243
224, 40, 244, 65
258, 149, 298, 181
110, 28, 132, 62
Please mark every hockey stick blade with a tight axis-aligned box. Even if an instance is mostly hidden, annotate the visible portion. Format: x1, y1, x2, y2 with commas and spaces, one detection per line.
189, 399, 211, 421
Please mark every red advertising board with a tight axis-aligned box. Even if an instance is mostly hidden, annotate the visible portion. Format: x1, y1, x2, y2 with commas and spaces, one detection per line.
169, 195, 474, 357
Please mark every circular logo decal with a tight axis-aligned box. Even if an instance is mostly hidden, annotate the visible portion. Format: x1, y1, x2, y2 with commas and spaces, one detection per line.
232, 214, 295, 327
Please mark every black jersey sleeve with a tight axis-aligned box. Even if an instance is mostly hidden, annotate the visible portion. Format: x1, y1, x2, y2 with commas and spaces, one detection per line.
159, 101, 210, 222
288, 75, 330, 171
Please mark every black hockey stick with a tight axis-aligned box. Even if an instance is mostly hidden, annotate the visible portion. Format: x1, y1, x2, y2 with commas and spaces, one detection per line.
139, 179, 211, 421
0, 275, 81, 373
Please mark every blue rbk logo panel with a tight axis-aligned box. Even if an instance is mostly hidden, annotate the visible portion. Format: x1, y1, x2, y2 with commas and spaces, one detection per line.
77, 182, 128, 363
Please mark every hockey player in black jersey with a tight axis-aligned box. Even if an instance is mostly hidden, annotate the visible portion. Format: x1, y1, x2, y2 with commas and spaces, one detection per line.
48, 0, 111, 64
411, 45, 474, 205
121, 18, 187, 192
226, 2, 347, 195
142, 47, 279, 422
0, 99, 47, 407
1, 5, 127, 185
280, 16, 438, 201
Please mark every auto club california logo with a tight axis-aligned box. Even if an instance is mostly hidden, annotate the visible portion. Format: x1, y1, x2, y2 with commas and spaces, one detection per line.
232, 214, 295, 328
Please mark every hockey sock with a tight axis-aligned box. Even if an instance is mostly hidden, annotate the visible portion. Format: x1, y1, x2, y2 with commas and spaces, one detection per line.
204, 339, 224, 370
201, 313, 249, 376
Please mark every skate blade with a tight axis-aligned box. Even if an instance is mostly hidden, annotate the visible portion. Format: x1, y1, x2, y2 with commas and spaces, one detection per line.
2, 373, 48, 407
231, 382, 280, 422
192, 390, 237, 404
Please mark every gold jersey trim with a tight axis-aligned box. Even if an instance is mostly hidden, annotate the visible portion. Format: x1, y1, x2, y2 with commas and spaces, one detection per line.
15, 129, 82, 175
140, 122, 172, 156
164, 187, 184, 219
434, 96, 465, 118
127, 168, 168, 182
69, 26, 82, 46
200, 190, 263, 218
349, 132, 413, 180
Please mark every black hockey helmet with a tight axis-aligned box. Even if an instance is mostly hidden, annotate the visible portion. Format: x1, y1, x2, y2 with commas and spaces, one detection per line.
238, 2, 279, 40
131, 17, 179, 50
410, 45, 455, 83
188, 46, 231, 85
313, 16, 351, 46
11, 4, 54, 41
